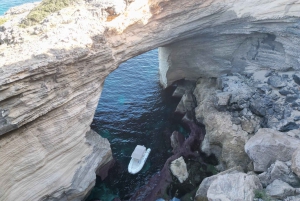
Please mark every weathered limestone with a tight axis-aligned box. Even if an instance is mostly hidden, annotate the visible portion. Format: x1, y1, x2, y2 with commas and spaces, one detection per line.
266, 180, 300, 199
259, 160, 300, 188
1, 0, 300, 200
194, 78, 251, 170
170, 156, 189, 183
245, 128, 300, 172
195, 166, 244, 201
292, 148, 300, 178
206, 172, 262, 201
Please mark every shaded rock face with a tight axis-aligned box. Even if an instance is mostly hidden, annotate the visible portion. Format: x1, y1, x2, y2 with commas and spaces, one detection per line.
1, 0, 300, 200
265, 179, 300, 199
194, 78, 251, 171
258, 160, 300, 188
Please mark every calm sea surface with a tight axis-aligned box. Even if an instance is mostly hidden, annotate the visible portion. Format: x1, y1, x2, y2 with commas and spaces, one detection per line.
87, 50, 186, 200
2, 2, 185, 200
0, 0, 36, 15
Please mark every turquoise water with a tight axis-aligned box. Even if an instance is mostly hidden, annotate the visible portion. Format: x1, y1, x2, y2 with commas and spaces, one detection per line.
0, 0, 37, 15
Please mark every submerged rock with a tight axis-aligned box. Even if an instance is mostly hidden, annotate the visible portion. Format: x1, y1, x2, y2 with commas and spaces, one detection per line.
170, 157, 189, 183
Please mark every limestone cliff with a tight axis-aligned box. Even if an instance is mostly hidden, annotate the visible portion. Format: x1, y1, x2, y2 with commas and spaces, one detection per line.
1, 0, 300, 200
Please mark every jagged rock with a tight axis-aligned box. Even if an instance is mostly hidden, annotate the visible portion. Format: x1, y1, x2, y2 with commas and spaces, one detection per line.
268, 75, 286, 88
245, 128, 300, 172
286, 94, 299, 103
292, 73, 300, 85
266, 180, 299, 199
279, 87, 294, 96
172, 80, 195, 98
194, 78, 251, 170
170, 157, 189, 183
258, 160, 300, 187
214, 92, 231, 111
285, 195, 300, 201
206, 172, 262, 201
195, 166, 243, 201
241, 118, 255, 134
175, 92, 195, 117
291, 148, 300, 178
170, 131, 185, 153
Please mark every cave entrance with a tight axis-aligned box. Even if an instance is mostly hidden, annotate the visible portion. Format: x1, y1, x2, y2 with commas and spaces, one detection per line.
86, 49, 190, 200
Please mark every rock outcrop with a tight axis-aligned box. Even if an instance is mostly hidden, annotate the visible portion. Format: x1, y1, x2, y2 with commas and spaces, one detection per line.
2, 0, 300, 200
197, 171, 262, 201
258, 160, 300, 188
245, 128, 300, 172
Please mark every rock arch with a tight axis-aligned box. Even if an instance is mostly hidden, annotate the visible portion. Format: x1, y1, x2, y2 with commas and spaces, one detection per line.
1, 0, 300, 200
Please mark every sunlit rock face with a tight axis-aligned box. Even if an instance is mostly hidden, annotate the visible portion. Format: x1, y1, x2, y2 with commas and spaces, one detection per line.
1, 0, 300, 200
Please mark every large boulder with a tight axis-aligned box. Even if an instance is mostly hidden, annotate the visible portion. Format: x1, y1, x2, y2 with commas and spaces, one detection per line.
170, 157, 189, 183
206, 172, 262, 201
258, 160, 300, 187
266, 180, 299, 199
195, 166, 243, 201
245, 128, 300, 172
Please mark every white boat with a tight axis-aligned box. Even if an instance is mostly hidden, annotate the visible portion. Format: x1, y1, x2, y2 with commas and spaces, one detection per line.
128, 145, 151, 174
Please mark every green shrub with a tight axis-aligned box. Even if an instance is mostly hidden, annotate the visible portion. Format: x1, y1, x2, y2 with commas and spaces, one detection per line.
22, 0, 74, 26
0, 18, 7, 26
254, 189, 272, 201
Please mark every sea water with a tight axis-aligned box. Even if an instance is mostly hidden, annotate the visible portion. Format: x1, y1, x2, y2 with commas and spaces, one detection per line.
87, 49, 187, 200
0, 0, 36, 15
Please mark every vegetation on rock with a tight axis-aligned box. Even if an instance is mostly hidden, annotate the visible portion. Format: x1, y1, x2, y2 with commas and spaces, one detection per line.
254, 189, 272, 201
21, 0, 74, 26
0, 18, 7, 26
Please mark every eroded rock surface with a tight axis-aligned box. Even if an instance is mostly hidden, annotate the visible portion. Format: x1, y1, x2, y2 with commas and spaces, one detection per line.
245, 128, 300, 172
170, 156, 189, 183
2, 0, 300, 200
206, 172, 262, 201
259, 160, 300, 188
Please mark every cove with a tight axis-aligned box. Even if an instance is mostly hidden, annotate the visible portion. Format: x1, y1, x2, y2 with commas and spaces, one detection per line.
86, 49, 189, 200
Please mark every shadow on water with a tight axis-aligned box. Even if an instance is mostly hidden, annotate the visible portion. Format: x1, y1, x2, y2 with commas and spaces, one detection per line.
86, 49, 189, 201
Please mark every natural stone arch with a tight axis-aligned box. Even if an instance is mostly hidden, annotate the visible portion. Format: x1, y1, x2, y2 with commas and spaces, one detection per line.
0, 0, 300, 200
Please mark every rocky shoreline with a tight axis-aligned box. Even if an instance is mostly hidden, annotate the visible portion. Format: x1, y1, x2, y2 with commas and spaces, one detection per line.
128, 71, 300, 200
178, 71, 300, 200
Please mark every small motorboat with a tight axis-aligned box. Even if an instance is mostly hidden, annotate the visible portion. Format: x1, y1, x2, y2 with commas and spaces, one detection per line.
128, 145, 151, 174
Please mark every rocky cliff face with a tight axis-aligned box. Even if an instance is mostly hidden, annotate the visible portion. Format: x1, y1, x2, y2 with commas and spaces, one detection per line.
1, 0, 300, 200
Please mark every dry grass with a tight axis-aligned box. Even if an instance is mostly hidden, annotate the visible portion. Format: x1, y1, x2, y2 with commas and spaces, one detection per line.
0, 18, 7, 26
21, 0, 75, 26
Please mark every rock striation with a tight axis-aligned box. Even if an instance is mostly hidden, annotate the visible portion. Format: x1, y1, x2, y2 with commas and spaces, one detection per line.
1, 0, 300, 200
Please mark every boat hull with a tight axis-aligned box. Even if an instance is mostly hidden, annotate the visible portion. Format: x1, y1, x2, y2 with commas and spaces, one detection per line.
128, 148, 151, 174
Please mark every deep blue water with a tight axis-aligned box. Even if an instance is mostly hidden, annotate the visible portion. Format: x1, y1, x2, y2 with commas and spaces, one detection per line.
0, 0, 36, 15
87, 49, 186, 200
